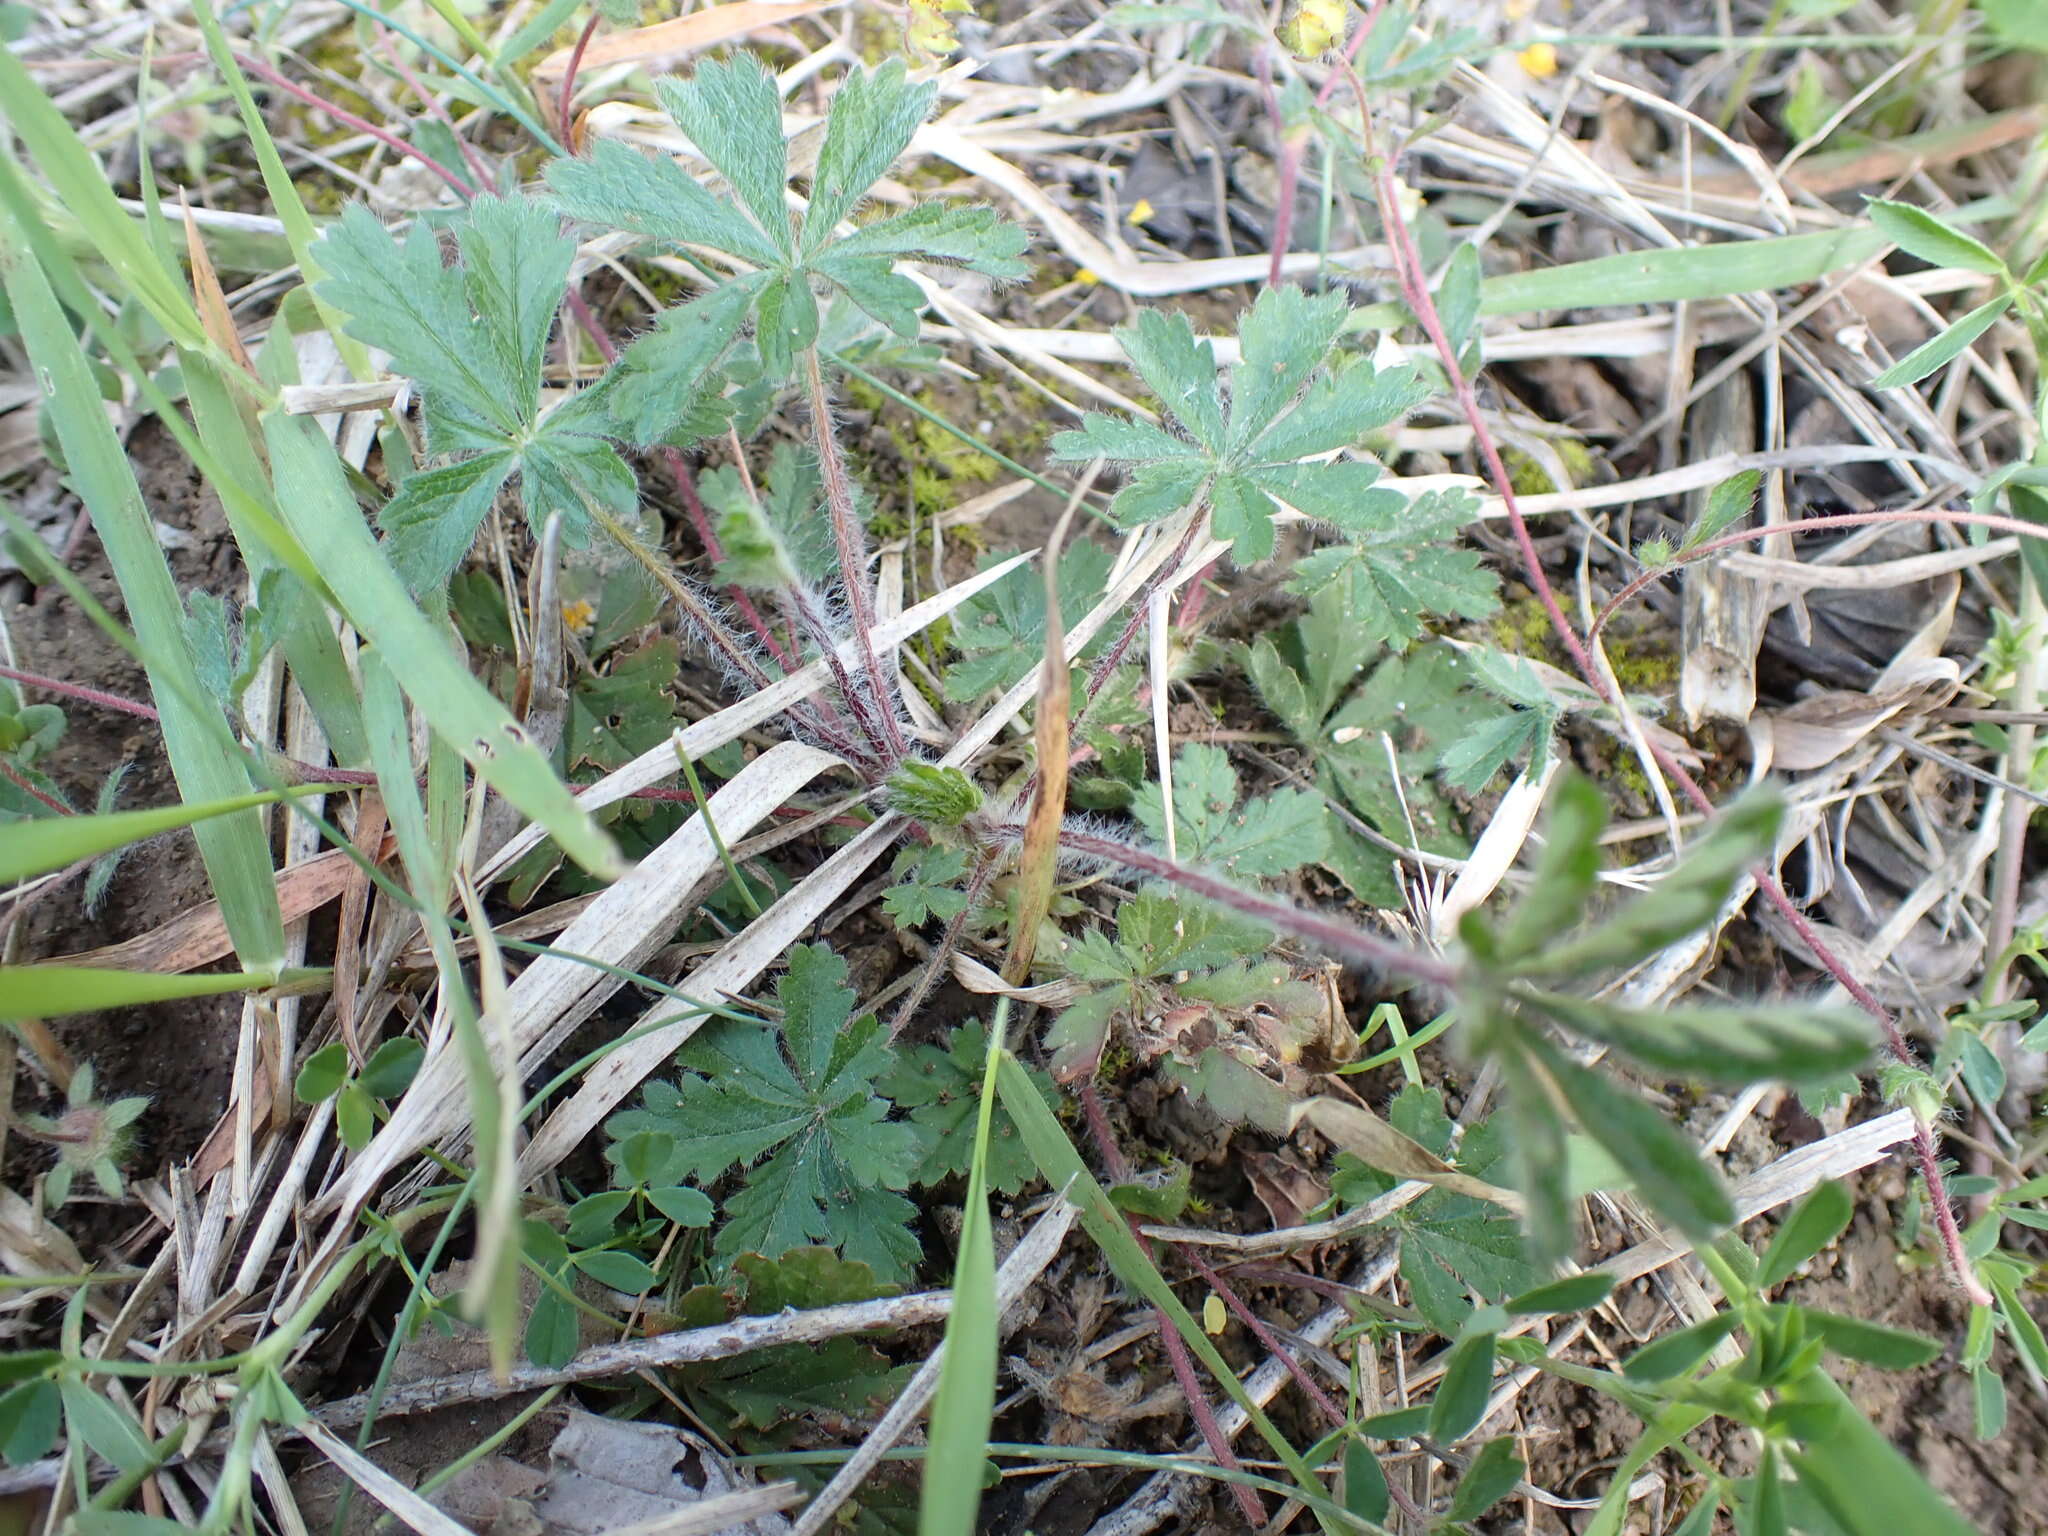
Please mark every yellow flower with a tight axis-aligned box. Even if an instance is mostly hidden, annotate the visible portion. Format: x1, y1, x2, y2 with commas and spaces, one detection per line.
1076, 268, 1101, 287
1127, 198, 1156, 226
1518, 41, 1560, 79
560, 598, 597, 638
1280, 0, 1347, 57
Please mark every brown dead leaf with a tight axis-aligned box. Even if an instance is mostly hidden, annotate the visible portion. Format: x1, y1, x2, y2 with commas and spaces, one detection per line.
532, 1, 840, 125
181, 194, 256, 379
50, 844, 368, 974
1295, 1097, 1524, 1213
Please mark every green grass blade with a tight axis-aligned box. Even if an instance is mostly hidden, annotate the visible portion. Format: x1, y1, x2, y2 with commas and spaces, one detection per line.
261, 408, 620, 879
0, 966, 302, 1019
0, 49, 203, 349
188, 0, 375, 381
918, 1002, 1007, 1535
994, 1053, 1331, 1522
0, 208, 286, 972
0, 790, 315, 883
1344, 228, 1889, 333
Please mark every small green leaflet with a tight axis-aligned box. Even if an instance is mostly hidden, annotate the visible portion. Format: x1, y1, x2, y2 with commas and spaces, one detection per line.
1437, 647, 1558, 791
698, 443, 835, 589
880, 1019, 1046, 1195
945, 542, 1112, 700
1131, 743, 1329, 878
605, 944, 925, 1281
1051, 285, 1429, 561
1287, 486, 1498, 650
543, 52, 1025, 422
881, 842, 971, 928
1335, 1088, 1536, 1333
313, 195, 634, 593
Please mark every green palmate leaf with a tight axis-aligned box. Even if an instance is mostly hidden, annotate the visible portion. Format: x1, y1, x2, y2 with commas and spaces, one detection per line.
694, 1335, 909, 1432
1523, 994, 1872, 1087
1131, 743, 1328, 878
1758, 1181, 1854, 1291
1870, 294, 2014, 390
945, 542, 1113, 700
313, 195, 636, 592
607, 945, 925, 1281
701, 445, 832, 592
1525, 788, 1783, 979
1050, 285, 1427, 561
882, 843, 972, 929
1286, 487, 1498, 650
547, 54, 1023, 389
1347, 1099, 1536, 1332
1865, 199, 2006, 276
1533, 1038, 1734, 1241
882, 1020, 1045, 1196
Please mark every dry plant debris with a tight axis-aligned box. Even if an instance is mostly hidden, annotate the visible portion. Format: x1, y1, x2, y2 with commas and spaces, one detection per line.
0, 3, 2046, 1535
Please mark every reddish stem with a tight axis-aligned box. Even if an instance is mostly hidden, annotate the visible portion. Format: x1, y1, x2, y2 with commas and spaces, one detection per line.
1051, 827, 1457, 987
1176, 1243, 1344, 1427
1077, 1087, 1265, 1527
1590, 506, 2048, 642
1262, 1, 1388, 287
557, 11, 602, 153
233, 52, 475, 199
0, 757, 70, 816
377, 35, 493, 190
1349, 66, 1992, 1305
0, 663, 158, 722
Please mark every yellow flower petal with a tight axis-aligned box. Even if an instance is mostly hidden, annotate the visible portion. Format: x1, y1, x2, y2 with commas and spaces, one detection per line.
1518, 41, 1560, 79
1127, 198, 1156, 226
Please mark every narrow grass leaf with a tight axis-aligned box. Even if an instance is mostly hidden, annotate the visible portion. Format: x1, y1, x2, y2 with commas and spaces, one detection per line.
1865, 199, 2006, 276
1758, 1181, 1853, 1291
262, 411, 620, 878
918, 1004, 1006, 1535
0, 791, 307, 883
1870, 295, 2013, 389
0, 966, 286, 1019
0, 203, 285, 971
993, 1054, 1323, 1499
0, 48, 201, 347
1474, 228, 1887, 317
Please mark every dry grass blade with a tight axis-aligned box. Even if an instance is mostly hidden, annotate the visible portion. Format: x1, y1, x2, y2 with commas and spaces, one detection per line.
1004, 482, 1088, 984
298, 1419, 474, 1536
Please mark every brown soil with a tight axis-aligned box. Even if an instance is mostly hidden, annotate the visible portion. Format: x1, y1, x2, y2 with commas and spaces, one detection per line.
6, 419, 256, 1194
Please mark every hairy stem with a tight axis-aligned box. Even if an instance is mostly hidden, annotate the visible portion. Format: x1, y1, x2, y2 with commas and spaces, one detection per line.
1047, 827, 1457, 988
803, 347, 908, 767
1346, 53, 1991, 1304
